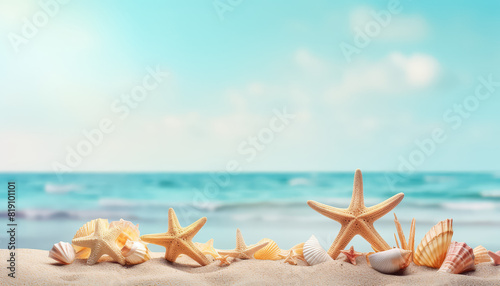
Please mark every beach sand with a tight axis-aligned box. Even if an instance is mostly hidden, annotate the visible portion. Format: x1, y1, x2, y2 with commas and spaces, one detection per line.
1, 249, 499, 285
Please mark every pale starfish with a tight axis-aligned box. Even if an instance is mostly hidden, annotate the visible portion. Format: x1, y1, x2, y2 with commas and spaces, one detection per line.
140, 208, 210, 266
307, 169, 404, 259
216, 255, 231, 266
194, 238, 219, 258
488, 250, 500, 265
72, 218, 126, 265
217, 229, 269, 259
340, 246, 363, 265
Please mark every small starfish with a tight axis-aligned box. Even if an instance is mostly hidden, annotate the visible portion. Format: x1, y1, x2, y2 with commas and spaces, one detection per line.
488, 250, 500, 265
340, 246, 363, 265
216, 255, 231, 266
282, 250, 298, 265
72, 218, 126, 265
308, 169, 404, 259
140, 208, 210, 266
217, 229, 269, 259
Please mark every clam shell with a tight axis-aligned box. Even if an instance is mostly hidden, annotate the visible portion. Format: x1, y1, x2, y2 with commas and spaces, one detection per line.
121, 241, 151, 265
72, 219, 103, 259
254, 239, 282, 260
414, 219, 453, 268
473, 245, 491, 265
110, 219, 140, 248
49, 241, 76, 265
303, 235, 333, 266
438, 241, 475, 274
368, 248, 412, 274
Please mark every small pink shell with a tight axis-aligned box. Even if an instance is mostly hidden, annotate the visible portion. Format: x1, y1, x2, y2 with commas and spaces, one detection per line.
438, 241, 475, 274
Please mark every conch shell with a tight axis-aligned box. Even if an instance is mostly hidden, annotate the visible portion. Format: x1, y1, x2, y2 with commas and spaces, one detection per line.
254, 239, 282, 260
303, 235, 332, 266
110, 219, 140, 248
121, 240, 151, 265
49, 241, 76, 265
72, 219, 101, 259
473, 245, 491, 264
438, 241, 475, 274
414, 219, 453, 268
367, 248, 412, 274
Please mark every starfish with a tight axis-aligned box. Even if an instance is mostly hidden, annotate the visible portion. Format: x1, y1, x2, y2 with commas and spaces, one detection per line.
217, 229, 269, 259
140, 208, 210, 266
488, 251, 500, 265
307, 169, 404, 259
340, 246, 363, 265
194, 238, 220, 258
216, 255, 232, 266
72, 218, 126, 265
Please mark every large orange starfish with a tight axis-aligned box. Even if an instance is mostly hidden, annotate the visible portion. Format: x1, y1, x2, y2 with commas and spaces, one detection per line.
307, 169, 404, 259
140, 208, 210, 266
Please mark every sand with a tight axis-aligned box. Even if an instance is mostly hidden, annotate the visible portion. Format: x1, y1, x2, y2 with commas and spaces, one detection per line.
1, 249, 499, 285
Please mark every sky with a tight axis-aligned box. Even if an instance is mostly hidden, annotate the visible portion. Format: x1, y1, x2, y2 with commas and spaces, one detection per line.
0, 0, 499, 172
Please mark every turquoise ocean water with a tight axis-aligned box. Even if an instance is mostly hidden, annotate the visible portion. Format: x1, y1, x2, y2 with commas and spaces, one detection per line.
1, 172, 500, 253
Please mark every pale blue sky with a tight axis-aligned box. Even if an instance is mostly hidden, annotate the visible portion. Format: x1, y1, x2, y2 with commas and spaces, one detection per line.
1, 0, 499, 172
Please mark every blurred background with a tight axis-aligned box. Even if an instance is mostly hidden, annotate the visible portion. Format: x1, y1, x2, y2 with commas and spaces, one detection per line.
1, 1, 499, 252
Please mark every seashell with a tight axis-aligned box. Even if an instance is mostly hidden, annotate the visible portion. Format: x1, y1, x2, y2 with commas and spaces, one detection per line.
110, 219, 140, 248
194, 239, 219, 259
438, 241, 475, 274
488, 250, 500, 265
72, 219, 102, 259
49, 241, 76, 265
473, 245, 491, 264
121, 240, 151, 265
254, 239, 283, 260
368, 248, 412, 274
303, 235, 333, 266
414, 219, 453, 268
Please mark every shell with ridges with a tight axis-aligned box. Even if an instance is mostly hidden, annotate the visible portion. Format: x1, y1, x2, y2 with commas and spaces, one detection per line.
121, 241, 151, 265
303, 235, 332, 266
254, 239, 282, 260
49, 241, 76, 265
368, 248, 412, 274
438, 241, 475, 274
473, 245, 491, 264
110, 219, 140, 249
72, 219, 102, 259
414, 219, 453, 268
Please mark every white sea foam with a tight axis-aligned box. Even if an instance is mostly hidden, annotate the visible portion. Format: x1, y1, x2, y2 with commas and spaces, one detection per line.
44, 183, 81, 194
441, 201, 496, 211
480, 190, 500, 198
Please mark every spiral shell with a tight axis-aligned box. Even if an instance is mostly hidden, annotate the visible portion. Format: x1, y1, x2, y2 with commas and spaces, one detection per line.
49, 241, 76, 265
254, 239, 283, 260
121, 241, 151, 265
110, 219, 140, 249
414, 219, 453, 268
438, 241, 475, 274
473, 245, 491, 265
72, 219, 102, 259
303, 235, 332, 266
368, 248, 412, 274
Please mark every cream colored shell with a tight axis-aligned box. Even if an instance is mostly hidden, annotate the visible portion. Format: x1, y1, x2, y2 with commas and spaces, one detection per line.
414, 219, 453, 268
49, 241, 76, 265
121, 241, 151, 265
303, 235, 332, 266
254, 239, 282, 260
473, 245, 491, 264
368, 248, 412, 274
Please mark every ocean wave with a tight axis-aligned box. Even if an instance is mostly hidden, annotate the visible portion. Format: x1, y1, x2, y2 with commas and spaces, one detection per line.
480, 190, 500, 198
45, 183, 82, 194
441, 201, 497, 211
288, 177, 312, 187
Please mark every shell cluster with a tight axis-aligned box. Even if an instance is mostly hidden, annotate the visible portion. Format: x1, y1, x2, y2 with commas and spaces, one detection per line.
438, 241, 475, 274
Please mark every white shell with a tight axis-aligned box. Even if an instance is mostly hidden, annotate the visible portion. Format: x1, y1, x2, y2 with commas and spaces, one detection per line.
368, 248, 412, 274
303, 235, 333, 266
121, 241, 151, 265
49, 241, 76, 265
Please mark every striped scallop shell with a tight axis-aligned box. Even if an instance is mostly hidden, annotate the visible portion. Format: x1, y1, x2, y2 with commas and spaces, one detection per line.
49, 241, 76, 265
254, 239, 283, 260
303, 235, 332, 266
473, 245, 491, 264
368, 248, 412, 274
414, 219, 453, 268
110, 219, 140, 249
438, 241, 475, 274
72, 219, 102, 259
121, 241, 151, 265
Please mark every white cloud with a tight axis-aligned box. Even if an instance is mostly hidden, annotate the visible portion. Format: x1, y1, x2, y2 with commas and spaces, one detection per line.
294, 48, 325, 73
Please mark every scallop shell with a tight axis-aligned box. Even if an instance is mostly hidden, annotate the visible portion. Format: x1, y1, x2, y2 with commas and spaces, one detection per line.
303, 235, 333, 266
368, 248, 412, 274
72, 219, 103, 259
414, 219, 453, 268
110, 219, 140, 248
49, 241, 76, 265
254, 239, 283, 260
121, 240, 151, 265
473, 245, 491, 264
438, 241, 475, 274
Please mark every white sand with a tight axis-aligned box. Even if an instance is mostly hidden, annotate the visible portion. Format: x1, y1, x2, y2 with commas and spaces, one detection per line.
1, 249, 499, 285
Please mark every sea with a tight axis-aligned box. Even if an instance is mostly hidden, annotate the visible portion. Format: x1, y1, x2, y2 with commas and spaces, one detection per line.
1, 172, 499, 253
